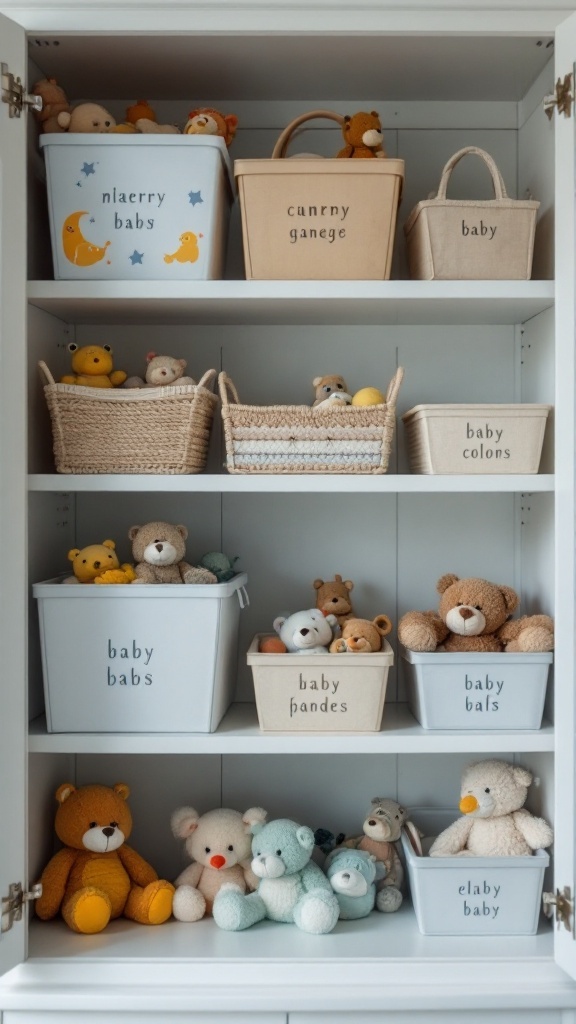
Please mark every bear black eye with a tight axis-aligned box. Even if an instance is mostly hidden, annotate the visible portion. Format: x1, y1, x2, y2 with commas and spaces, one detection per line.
337, 383, 343, 390
475, 605, 482, 611
228, 845, 234, 851
205, 847, 211, 853
276, 849, 282, 856
82, 559, 87, 564
110, 821, 118, 828
89, 821, 97, 828
485, 788, 490, 793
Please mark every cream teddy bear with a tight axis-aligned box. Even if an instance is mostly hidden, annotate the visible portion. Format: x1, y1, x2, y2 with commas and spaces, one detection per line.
429, 760, 553, 858
123, 352, 196, 389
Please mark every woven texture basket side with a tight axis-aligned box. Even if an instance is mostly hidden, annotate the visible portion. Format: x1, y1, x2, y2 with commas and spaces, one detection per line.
219, 368, 404, 474
39, 363, 218, 474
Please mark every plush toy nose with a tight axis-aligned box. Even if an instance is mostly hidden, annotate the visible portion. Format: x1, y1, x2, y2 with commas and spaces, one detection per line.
93, 357, 100, 363
210, 855, 226, 869
460, 795, 479, 814
102, 826, 115, 837
93, 561, 101, 569
155, 543, 163, 552
300, 628, 309, 636
368, 819, 376, 826
459, 607, 474, 620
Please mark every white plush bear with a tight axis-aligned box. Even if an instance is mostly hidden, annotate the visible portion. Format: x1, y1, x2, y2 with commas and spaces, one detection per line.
273, 608, 338, 654
429, 759, 553, 858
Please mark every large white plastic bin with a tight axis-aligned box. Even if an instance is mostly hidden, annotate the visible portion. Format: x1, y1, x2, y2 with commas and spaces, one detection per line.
33, 574, 248, 733
247, 634, 393, 733
402, 646, 551, 730
401, 831, 549, 935
40, 135, 234, 280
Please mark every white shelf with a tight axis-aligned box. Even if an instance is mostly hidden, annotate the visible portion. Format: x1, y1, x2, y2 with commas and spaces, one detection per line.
27, 280, 555, 326
28, 473, 555, 493
28, 703, 555, 754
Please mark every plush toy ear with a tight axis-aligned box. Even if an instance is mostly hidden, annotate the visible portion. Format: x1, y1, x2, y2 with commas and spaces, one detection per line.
296, 826, 315, 851
67, 548, 80, 562
171, 806, 200, 838
146, 351, 157, 363
312, 579, 324, 591
225, 114, 238, 132
437, 573, 459, 594
373, 614, 393, 637
344, 115, 351, 125
251, 820, 266, 837
374, 861, 387, 881
242, 807, 267, 831
176, 524, 188, 540
512, 766, 533, 788
312, 377, 323, 389
178, 359, 187, 370
102, 539, 116, 551
273, 616, 286, 635
67, 342, 78, 353
344, 579, 354, 593
103, 345, 112, 353
55, 783, 76, 804
370, 110, 380, 118
113, 783, 130, 800
127, 525, 141, 541
57, 111, 71, 129
499, 585, 519, 614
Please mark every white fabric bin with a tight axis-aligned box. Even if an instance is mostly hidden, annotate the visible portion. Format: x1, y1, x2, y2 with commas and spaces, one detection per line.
402, 646, 552, 730
40, 135, 234, 280
401, 831, 549, 935
247, 634, 393, 732
33, 574, 248, 733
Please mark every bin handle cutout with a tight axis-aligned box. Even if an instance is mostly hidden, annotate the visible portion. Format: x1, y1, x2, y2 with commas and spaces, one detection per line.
436, 145, 509, 202
271, 109, 345, 159
237, 585, 250, 609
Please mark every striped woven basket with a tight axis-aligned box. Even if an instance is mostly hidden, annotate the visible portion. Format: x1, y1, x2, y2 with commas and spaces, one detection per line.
219, 367, 404, 474
39, 362, 218, 474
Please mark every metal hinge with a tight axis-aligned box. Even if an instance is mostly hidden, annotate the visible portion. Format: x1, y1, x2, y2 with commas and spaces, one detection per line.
1, 881, 42, 932
543, 73, 574, 120
1, 62, 43, 118
543, 886, 574, 931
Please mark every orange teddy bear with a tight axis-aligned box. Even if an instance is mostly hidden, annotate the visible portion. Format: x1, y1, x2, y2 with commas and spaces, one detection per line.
35, 782, 174, 934
337, 111, 386, 158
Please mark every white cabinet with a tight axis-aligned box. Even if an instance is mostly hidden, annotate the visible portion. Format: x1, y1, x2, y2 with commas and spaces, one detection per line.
1, 1, 576, 1018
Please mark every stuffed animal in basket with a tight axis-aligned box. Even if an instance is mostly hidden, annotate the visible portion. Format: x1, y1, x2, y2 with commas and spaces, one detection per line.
337, 111, 385, 159
171, 805, 267, 921
35, 782, 174, 933
184, 107, 238, 147
60, 343, 127, 388
123, 352, 196, 389
313, 574, 355, 628
213, 817, 340, 933
57, 102, 117, 133
429, 760, 554, 858
129, 521, 217, 584
335, 797, 409, 912
397, 574, 554, 653
198, 552, 240, 582
311, 375, 352, 408
32, 77, 71, 133
329, 615, 392, 653
273, 608, 338, 654
324, 847, 385, 920
64, 539, 136, 584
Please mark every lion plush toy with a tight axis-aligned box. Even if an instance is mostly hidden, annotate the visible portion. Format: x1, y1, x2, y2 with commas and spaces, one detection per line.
35, 782, 174, 933
337, 111, 385, 158
184, 108, 238, 147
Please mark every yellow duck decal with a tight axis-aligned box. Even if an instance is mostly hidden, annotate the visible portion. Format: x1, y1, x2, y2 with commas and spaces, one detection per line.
62, 211, 111, 267
164, 231, 202, 264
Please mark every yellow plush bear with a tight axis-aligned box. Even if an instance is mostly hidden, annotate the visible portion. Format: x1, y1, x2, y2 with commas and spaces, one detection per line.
60, 343, 127, 388
67, 539, 135, 584
35, 782, 174, 934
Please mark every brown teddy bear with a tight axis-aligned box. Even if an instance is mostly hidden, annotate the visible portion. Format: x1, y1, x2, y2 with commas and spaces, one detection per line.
339, 798, 408, 912
311, 375, 351, 408
313, 574, 355, 628
129, 521, 217, 584
398, 573, 554, 653
184, 108, 239, 147
35, 782, 174, 934
32, 77, 71, 133
337, 111, 385, 159
57, 102, 117, 133
329, 614, 392, 653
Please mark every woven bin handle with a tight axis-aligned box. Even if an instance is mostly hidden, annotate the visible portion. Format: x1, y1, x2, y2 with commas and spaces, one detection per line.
218, 371, 241, 407
197, 368, 217, 392
385, 366, 404, 408
38, 360, 56, 386
436, 146, 508, 201
271, 109, 345, 159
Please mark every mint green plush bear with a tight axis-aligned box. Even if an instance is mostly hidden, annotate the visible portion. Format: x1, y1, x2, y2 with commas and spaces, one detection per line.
212, 818, 340, 934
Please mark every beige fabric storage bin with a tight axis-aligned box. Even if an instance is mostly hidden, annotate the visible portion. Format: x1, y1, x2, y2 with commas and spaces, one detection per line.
404, 146, 540, 280
39, 362, 218, 474
247, 634, 393, 733
235, 110, 404, 280
403, 403, 551, 474
219, 367, 403, 474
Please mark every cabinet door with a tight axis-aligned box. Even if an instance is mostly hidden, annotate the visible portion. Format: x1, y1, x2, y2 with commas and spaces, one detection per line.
0, 9, 30, 978
552, 9, 576, 981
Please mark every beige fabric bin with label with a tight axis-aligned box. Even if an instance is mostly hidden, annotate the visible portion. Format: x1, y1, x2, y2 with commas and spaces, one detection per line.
404, 146, 539, 280
235, 110, 404, 280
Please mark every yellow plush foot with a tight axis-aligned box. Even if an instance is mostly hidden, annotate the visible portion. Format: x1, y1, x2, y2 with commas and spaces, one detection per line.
148, 882, 175, 924
124, 880, 175, 925
63, 888, 111, 934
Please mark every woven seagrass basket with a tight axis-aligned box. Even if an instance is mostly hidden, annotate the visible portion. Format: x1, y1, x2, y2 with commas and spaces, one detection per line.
39, 362, 218, 474
219, 367, 404, 474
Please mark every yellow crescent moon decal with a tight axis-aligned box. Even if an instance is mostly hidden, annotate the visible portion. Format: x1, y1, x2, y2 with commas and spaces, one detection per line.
62, 211, 111, 267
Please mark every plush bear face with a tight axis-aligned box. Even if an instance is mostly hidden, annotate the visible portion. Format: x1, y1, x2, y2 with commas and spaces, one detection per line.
58, 103, 116, 133
145, 353, 188, 386
171, 806, 267, 872
250, 819, 315, 879
342, 111, 383, 150
339, 615, 392, 652
68, 343, 115, 377
129, 521, 188, 567
313, 575, 354, 619
459, 760, 532, 820
311, 375, 349, 407
184, 108, 238, 146
437, 574, 519, 638
325, 848, 379, 896
273, 608, 337, 653
68, 539, 119, 582
54, 782, 132, 853
126, 99, 157, 124
363, 798, 408, 843
32, 77, 69, 122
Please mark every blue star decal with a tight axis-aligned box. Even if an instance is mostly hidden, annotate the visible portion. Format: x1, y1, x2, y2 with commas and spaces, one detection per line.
76, 181, 82, 187
89, 217, 95, 224
188, 190, 203, 206
129, 251, 144, 265
81, 162, 96, 176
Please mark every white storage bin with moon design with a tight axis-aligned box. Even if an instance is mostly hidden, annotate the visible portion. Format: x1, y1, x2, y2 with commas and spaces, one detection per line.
40, 134, 234, 280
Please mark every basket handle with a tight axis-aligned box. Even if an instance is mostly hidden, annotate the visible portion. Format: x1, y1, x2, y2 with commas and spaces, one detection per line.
271, 109, 345, 159
436, 146, 508, 201
197, 368, 217, 392
38, 360, 56, 386
218, 371, 241, 407
385, 366, 404, 408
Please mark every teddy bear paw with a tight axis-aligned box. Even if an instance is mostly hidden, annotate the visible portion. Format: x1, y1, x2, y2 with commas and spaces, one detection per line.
293, 890, 339, 934
172, 885, 207, 922
182, 566, 218, 585
376, 886, 403, 913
